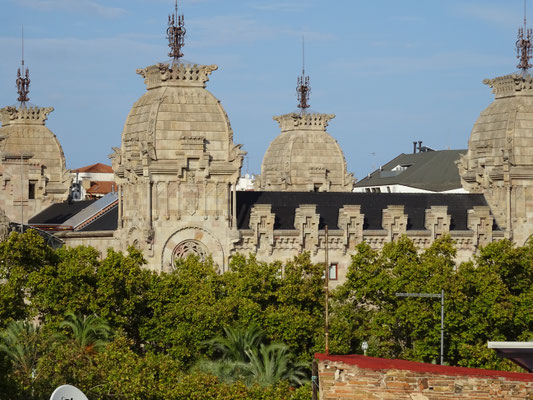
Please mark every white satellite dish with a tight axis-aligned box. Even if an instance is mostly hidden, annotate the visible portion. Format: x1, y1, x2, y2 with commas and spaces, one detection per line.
50, 384, 89, 400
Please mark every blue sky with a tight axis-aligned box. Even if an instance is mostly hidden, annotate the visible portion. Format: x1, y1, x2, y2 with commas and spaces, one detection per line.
0, 0, 527, 178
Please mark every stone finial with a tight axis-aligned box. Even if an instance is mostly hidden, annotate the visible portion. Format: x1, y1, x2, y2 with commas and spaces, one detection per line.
338, 205, 364, 253
0, 106, 53, 126
273, 112, 335, 132
382, 205, 407, 242
467, 206, 494, 247
425, 206, 451, 239
294, 204, 320, 253
516, 3, 533, 73
16, 66, 30, 105
167, 0, 186, 62
249, 204, 275, 253
136, 63, 218, 90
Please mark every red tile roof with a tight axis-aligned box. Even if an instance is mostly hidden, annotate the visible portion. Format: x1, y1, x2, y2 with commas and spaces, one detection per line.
86, 181, 117, 195
314, 353, 533, 382
72, 163, 113, 173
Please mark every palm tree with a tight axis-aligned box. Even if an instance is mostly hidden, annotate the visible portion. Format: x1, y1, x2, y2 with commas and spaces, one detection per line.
59, 312, 111, 355
199, 325, 309, 387
0, 320, 42, 389
205, 324, 264, 362
244, 343, 308, 387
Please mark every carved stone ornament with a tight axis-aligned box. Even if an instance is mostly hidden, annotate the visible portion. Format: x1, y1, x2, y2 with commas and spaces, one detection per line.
0, 209, 10, 241
0, 106, 53, 126
172, 239, 207, 263
273, 112, 335, 132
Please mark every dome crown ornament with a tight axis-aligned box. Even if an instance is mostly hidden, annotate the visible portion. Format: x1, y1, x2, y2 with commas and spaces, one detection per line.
516, 0, 533, 73
167, 0, 186, 63
296, 39, 311, 111
16, 27, 30, 106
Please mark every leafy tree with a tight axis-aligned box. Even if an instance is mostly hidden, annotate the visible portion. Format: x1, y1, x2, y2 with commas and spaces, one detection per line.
333, 236, 533, 370
0, 231, 57, 328
223, 253, 324, 361
141, 256, 232, 368
93, 247, 151, 347
27, 246, 99, 327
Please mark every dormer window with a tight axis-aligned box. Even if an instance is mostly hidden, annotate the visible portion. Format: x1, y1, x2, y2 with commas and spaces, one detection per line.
391, 164, 411, 172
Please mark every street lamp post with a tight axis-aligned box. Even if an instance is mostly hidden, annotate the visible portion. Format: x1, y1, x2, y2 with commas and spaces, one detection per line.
395, 290, 445, 365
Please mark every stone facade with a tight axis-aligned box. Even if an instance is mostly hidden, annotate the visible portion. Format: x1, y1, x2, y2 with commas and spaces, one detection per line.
256, 112, 355, 192
233, 198, 502, 285
0, 105, 70, 224
458, 74, 533, 245
316, 354, 533, 399
111, 61, 245, 272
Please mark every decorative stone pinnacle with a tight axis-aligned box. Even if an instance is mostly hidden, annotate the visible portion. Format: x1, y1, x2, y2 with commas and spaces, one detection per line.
297, 73, 311, 111
17, 27, 30, 106
167, 0, 186, 62
516, 1, 533, 72
16, 67, 30, 105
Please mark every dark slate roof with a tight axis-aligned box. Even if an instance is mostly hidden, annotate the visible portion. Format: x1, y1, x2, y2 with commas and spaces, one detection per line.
355, 150, 466, 192
78, 206, 118, 231
29, 199, 96, 224
237, 191, 494, 231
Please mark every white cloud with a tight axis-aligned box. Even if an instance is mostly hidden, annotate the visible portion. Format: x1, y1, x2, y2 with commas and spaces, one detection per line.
249, 1, 310, 12
188, 15, 334, 47
16, 0, 127, 18
454, 3, 519, 28
332, 51, 512, 76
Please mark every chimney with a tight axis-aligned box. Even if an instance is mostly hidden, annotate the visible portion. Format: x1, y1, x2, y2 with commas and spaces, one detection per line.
413, 141, 417, 154
418, 141, 423, 153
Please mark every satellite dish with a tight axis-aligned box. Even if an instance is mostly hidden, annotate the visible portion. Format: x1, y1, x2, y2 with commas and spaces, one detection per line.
50, 384, 89, 400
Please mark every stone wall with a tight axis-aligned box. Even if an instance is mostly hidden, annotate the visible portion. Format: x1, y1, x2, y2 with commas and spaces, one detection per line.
316, 354, 533, 399
56, 231, 118, 257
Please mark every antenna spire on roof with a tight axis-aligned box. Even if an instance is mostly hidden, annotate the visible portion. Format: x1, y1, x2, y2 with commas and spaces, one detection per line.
16, 26, 30, 106
167, 0, 186, 63
297, 37, 311, 111
517, 0, 533, 73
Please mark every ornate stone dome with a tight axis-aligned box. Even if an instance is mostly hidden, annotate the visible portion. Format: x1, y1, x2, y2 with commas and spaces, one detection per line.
0, 105, 69, 195
257, 112, 355, 192
457, 74, 533, 240
113, 62, 242, 176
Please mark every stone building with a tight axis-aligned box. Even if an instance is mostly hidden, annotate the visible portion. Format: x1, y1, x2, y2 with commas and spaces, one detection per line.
457, 73, 533, 246
16, 4, 533, 284
0, 61, 70, 225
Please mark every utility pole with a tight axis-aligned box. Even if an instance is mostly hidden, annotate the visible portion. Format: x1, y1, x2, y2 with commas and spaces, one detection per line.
324, 225, 329, 355
20, 153, 23, 233
395, 290, 445, 365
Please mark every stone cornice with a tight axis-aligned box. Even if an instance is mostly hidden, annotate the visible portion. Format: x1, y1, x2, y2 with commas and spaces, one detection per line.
273, 112, 335, 132
483, 74, 533, 99
0, 106, 53, 126
136, 63, 218, 89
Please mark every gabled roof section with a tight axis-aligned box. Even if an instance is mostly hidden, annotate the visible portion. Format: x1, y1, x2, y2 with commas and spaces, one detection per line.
86, 181, 118, 195
28, 193, 118, 231
72, 163, 113, 173
355, 150, 466, 192
29, 199, 96, 225
237, 191, 494, 231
